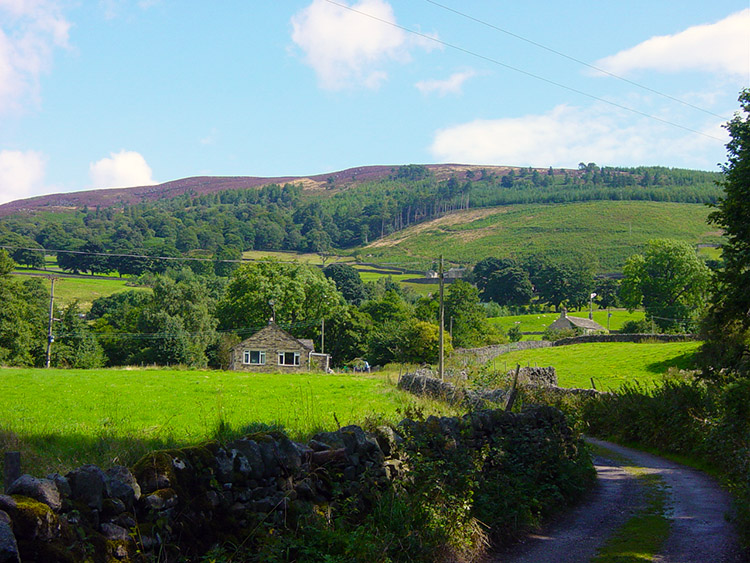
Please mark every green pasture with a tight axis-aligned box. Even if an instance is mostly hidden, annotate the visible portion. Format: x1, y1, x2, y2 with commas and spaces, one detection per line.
487, 341, 701, 391
488, 309, 647, 335
362, 201, 719, 272
241, 250, 353, 265
11, 273, 140, 311
0, 368, 459, 483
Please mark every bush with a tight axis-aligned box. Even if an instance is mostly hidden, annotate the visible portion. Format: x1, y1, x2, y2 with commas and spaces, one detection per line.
542, 327, 581, 341
620, 319, 656, 334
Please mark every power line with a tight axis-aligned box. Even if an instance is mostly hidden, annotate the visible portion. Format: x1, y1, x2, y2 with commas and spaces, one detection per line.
422, 0, 729, 121
322, 0, 726, 143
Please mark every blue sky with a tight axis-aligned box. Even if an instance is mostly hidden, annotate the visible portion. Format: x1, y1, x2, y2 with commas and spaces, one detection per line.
0, 0, 748, 205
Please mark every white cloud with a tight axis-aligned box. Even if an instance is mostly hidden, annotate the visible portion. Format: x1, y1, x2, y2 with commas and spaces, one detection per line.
595, 9, 750, 77
416, 70, 476, 96
430, 103, 727, 170
0, 0, 70, 114
89, 150, 156, 189
291, 0, 435, 90
0, 149, 46, 205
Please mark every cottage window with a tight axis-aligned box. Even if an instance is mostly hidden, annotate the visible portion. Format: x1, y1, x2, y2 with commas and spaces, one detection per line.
243, 350, 266, 365
278, 351, 300, 366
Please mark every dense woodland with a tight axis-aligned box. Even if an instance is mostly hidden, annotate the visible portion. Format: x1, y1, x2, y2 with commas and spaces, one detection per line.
0, 164, 721, 276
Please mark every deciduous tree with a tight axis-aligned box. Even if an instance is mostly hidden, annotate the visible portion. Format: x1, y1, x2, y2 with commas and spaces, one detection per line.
621, 239, 710, 331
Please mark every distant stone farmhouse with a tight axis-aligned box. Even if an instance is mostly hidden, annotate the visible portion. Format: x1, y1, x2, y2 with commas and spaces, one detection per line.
229, 322, 330, 372
548, 309, 606, 335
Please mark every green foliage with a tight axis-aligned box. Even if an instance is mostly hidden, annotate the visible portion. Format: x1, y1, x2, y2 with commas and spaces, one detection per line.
0, 249, 16, 276
324, 263, 367, 305
367, 318, 450, 365
323, 305, 373, 367
0, 276, 47, 366
507, 324, 523, 343
217, 259, 343, 339
528, 255, 595, 310
52, 301, 105, 369
700, 89, 750, 379
594, 278, 620, 309
620, 319, 655, 334
621, 239, 710, 331
445, 280, 493, 348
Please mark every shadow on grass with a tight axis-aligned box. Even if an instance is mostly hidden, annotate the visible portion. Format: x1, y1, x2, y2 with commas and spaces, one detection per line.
644, 351, 697, 374
0, 420, 295, 488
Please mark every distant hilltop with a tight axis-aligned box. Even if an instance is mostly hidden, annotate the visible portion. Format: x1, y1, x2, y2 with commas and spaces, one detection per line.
0, 164, 516, 216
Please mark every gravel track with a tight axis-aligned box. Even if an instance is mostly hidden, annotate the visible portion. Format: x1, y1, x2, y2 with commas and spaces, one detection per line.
488, 438, 746, 563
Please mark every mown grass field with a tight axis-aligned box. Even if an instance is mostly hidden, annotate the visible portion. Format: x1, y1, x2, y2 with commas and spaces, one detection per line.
0, 368, 459, 484
487, 341, 701, 391
488, 309, 647, 335
362, 201, 719, 272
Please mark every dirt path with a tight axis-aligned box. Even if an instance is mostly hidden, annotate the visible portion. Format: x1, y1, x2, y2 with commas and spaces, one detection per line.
489, 438, 746, 563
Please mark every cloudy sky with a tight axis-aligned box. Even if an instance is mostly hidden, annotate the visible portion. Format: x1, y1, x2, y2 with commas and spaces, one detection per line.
0, 0, 748, 205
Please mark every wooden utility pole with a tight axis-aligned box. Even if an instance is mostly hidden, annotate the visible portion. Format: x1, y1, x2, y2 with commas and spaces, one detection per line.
321, 318, 325, 354
438, 255, 445, 381
45, 276, 57, 368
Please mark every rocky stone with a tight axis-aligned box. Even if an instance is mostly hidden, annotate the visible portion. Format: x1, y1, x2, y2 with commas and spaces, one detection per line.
0, 512, 9, 527
310, 430, 345, 450
373, 426, 402, 458
100, 522, 130, 541
0, 499, 14, 515
276, 437, 302, 473
310, 448, 347, 467
214, 449, 234, 483
6, 496, 60, 542
67, 464, 107, 510
102, 497, 127, 519
340, 425, 368, 455
229, 439, 264, 480
6, 475, 61, 512
106, 466, 141, 509
0, 521, 20, 563
46, 473, 72, 498
143, 489, 178, 511
257, 441, 281, 477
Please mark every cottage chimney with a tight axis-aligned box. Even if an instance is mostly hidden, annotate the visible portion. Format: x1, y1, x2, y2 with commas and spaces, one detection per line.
560, 307, 567, 318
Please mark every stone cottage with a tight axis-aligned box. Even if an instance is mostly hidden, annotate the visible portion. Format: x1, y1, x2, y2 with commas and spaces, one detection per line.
547, 308, 605, 335
229, 321, 330, 372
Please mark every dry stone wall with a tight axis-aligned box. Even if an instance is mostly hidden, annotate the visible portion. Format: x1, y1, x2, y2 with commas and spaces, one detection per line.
0, 397, 587, 563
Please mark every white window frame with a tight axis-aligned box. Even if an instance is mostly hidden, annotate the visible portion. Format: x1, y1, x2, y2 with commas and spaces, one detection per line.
243, 349, 266, 365
278, 351, 300, 366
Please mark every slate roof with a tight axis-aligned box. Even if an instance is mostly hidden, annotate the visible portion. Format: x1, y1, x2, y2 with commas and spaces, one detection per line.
564, 316, 605, 331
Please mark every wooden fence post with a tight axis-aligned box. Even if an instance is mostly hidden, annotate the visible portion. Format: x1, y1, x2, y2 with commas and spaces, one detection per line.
4, 451, 20, 492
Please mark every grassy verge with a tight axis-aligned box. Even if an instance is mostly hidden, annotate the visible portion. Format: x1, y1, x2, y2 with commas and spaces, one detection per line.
592, 462, 670, 562
0, 367, 461, 484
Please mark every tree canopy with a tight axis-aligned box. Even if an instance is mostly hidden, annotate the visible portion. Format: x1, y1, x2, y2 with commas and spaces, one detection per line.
621, 239, 710, 331
699, 89, 750, 378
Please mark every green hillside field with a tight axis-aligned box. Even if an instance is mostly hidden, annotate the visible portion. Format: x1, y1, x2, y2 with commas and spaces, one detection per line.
0, 368, 459, 485
487, 341, 701, 391
362, 201, 720, 272
488, 309, 647, 335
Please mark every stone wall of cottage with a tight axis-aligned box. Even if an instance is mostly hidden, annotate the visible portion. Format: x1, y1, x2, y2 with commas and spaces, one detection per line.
229, 330, 312, 372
